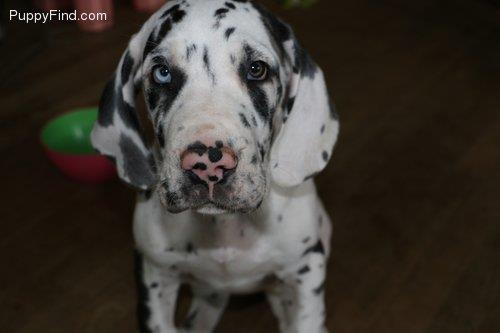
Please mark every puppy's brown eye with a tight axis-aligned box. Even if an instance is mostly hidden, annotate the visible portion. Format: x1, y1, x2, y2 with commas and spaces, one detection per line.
247, 61, 268, 81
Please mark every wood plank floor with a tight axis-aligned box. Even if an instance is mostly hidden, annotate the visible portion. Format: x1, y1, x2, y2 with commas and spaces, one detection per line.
1, 0, 499, 332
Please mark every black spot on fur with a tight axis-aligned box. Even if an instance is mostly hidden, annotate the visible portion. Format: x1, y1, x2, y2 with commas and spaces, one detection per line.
302, 240, 325, 256
147, 89, 159, 111
205, 292, 226, 308
225, 27, 236, 40
171, 8, 186, 23
239, 113, 250, 128
166, 191, 180, 206
160, 4, 180, 18
150, 282, 158, 289
215, 140, 223, 148
156, 18, 173, 44
186, 242, 196, 253
144, 7, 186, 59
303, 172, 319, 181
225, 2, 236, 9
160, 3, 186, 22
249, 85, 269, 121
239, 45, 270, 121
143, 32, 158, 61
150, 63, 187, 116
322, 150, 329, 162
277, 214, 283, 222
157, 125, 165, 147
214, 8, 229, 18
134, 251, 153, 333
251, 115, 257, 126
298, 265, 311, 274
329, 98, 339, 120
186, 44, 197, 60
320, 124, 325, 133
251, 154, 258, 164
121, 51, 134, 85
285, 96, 295, 114
258, 144, 265, 161
277, 83, 283, 101
183, 309, 198, 329
302, 236, 310, 243
313, 280, 325, 295
142, 190, 152, 200
202, 46, 216, 84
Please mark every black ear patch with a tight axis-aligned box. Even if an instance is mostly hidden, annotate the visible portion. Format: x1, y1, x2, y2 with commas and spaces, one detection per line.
121, 51, 134, 84
252, 2, 291, 55
293, 43, 317, 79
98, 74, 142, 134
119, 135, 157, 187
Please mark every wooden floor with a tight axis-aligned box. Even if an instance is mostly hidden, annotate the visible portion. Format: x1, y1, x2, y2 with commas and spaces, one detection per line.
1, 0, 499, 332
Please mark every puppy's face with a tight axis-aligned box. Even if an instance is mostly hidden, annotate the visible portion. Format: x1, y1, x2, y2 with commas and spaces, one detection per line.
142, 1, 286, 213
92, 0, 339, 214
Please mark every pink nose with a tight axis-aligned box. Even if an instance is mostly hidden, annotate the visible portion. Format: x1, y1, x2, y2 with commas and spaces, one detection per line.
180, 141, 238, 198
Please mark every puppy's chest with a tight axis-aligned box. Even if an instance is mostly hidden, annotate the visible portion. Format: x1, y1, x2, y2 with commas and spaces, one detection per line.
167, 216, 284, 290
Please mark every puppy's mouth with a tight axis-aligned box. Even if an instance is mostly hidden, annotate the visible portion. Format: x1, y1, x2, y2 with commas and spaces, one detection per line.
161, 192, 262, 215
195, 203, 228, 215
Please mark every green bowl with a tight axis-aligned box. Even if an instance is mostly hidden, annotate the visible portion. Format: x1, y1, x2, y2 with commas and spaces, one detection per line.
41, 107, 116, 183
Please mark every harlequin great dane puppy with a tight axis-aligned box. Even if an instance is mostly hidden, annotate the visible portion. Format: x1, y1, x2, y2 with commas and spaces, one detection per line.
91, 0, 339, 332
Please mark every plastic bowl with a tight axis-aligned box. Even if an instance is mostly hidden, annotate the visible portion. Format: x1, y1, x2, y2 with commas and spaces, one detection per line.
41, 107, 116, 183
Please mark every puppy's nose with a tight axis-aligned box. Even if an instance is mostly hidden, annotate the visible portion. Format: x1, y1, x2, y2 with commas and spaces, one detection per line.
181, 141, 237, 198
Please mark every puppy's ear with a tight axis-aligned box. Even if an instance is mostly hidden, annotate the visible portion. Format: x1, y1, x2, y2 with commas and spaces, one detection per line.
260, 8, 340, 187
91, 33, 157, 190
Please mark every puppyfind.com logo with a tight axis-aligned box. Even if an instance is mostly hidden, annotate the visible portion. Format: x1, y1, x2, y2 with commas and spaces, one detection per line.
9, 9, 107, 24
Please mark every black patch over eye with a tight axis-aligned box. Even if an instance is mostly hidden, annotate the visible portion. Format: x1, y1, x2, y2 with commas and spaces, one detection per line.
246, 61, 269, 81
152, 65, 172, 84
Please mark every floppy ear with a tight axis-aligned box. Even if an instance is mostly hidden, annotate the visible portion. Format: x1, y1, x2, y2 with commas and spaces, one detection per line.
91, 33, 157, 190
270, 32, 339, 187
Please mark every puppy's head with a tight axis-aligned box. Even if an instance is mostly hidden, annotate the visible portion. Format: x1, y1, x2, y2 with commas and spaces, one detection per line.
91, 0, 339, 214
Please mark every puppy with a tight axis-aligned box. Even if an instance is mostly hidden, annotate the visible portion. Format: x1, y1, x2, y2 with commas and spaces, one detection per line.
91, 0, 339, 332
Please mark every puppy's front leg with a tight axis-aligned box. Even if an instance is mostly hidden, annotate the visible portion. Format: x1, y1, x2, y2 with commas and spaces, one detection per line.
180, 284, 229, 333
135, 251, 180, 333
268, 248, 328, 333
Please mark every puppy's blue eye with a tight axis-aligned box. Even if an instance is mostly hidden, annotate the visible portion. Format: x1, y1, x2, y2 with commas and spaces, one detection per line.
152, 65, 171, 84
247, 61, 269, 81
